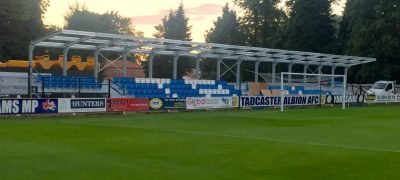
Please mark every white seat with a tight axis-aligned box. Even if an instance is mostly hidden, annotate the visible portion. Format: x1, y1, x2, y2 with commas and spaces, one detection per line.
166, 79, 171, 84
172, 93, 178, 98
210, 80, 216, 85
218, 85, 223, 90
165, 88, 170, 94
224, 90, 228, 94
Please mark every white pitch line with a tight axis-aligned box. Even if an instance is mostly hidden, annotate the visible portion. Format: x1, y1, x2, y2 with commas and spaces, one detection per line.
59, 121, 400, 153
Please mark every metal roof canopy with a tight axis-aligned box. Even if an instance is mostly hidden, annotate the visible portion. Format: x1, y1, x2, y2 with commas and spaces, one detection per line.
28, 30, 376, 85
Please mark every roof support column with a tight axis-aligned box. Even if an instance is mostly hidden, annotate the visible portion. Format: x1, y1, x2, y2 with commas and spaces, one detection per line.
216, 56, 223, 80
331, 66, 337, 88
303, 64, 309, 84
195, 56, 201, 80
62, 48, 70, 76
317, 65, 323, 90
344, 67, 349, 91
272, 62, 278, 84
28, 44, 35, 98
254, 61, 261, 82
288, 63, 294, 84
122, 51, 129, 77
236, 60, 243, 89
172, 54, 179, 79
148, 53, 156, 78
94, 49, 100, 79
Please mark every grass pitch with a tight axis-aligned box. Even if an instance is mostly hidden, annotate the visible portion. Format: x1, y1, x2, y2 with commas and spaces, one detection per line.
1, 106, 400, 179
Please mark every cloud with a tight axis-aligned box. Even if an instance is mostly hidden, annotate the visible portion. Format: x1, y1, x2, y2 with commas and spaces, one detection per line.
132, 15, 164, 25
132, 3, 223, 25
185, 4, 223, 15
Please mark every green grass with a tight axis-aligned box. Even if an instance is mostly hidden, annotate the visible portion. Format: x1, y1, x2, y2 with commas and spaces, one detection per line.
1, 106, 400, 179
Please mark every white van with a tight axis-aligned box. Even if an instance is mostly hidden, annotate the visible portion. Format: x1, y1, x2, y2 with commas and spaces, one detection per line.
367, 81, 395, 95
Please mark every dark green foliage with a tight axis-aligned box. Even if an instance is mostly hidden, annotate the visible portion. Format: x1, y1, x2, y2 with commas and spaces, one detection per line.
63, 3, 139, 64
205, 4, 246, 45
284, 0, 336, 53
0, 0, 49, 61
234, 0, 287, 48
145, 3, 193, 79
341, 0, 400, 83
64, 3, 136, 36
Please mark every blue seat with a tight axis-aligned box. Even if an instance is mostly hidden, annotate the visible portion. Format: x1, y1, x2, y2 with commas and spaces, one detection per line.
49, 83, 57, 88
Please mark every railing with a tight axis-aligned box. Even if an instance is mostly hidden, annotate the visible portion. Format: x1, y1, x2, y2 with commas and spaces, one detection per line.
108, 79, 125, 98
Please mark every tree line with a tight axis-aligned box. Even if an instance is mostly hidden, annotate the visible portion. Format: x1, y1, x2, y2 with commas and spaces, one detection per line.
0, 0, 398, 83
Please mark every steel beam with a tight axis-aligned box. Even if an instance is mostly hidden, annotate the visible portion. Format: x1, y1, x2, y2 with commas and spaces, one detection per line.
216, 56, 223, 80
317, 65, 323, 89
236, 60, 243, 88
331, 66, 337, 88
148, 53, 156, 78
288, 63, 294, 83
94, 49, 100, 78
62, 48, 69, 76
254, 61, 261, 82
303, 64, 309, 84
172, 54, 179, 79
28, 45, 35, 98
195, 56, 201, 79
272, 62, 278, 83
122, 51, 129, 77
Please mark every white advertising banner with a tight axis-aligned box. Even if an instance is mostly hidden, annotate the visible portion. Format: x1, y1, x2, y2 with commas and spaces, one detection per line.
240, 95, 320, 107
186, 97, 233, 110
58, 98, 107, 113
324, 95, 365, 104
366, 94, 400, 103
0, 72, 28, 95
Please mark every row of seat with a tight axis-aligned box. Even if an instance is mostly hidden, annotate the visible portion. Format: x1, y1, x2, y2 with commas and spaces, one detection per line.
35, 75, 103, 90
43, 82, 103, 89
113, 77, 238, 98
114, 77, 228, 86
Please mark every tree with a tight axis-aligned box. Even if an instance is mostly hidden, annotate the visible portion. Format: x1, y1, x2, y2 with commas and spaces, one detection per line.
284, 0, 336, 53
154, 3, 192, 41
344, 0, 400, 83
63, 3, 142, 66
64, 3, 136, 36
146, 3, 193, 78
234, 0, 287, 48
0, 0, 49, 60
203, 4, 246, 80
205, 4, 246, 45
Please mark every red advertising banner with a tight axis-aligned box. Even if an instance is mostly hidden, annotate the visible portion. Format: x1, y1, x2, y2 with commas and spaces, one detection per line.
108, 98, 149, 112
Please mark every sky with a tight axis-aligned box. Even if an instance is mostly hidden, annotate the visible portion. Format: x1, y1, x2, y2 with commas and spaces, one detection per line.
43, 0, 346, 42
